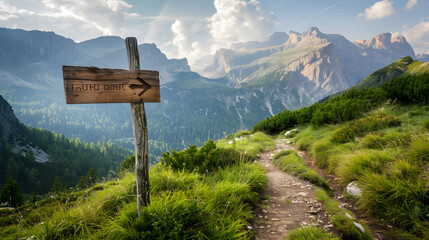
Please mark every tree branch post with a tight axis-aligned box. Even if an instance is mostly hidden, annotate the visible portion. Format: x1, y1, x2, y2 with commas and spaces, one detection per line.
125, 37, 150, 218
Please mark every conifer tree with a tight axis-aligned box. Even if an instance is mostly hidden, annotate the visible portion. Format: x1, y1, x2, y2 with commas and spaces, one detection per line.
0, 176, 23, 207
51, 176, 63, 195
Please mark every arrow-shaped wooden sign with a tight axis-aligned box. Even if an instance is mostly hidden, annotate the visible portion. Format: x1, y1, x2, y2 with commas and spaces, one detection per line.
63, 66, 160, 104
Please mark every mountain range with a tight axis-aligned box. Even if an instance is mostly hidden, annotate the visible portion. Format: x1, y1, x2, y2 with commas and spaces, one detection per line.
0, 27, 426, 156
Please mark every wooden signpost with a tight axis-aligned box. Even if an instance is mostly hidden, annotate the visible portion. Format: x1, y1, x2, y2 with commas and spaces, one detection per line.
62, 37, 159, 217
63, 66, 160, 103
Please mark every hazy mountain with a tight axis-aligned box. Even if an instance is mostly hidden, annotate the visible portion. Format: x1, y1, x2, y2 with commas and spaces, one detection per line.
231, 32, 289, 51
0, 28, 190, 91
77, 36, 124, 57
416, 53, 429, 62
0, 28, 90, 90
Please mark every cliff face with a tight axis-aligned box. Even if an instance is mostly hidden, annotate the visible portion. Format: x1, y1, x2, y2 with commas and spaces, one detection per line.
0, 95, 20, 141
353, 33, 415, 62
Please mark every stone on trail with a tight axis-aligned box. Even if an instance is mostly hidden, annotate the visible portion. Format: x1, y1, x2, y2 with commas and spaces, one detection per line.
354, 221, 365, 233
346, 181, 362, 197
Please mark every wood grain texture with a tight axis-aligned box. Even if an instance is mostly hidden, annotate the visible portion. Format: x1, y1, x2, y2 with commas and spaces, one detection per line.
63, 65, 160, 104
126, 37, 150, 217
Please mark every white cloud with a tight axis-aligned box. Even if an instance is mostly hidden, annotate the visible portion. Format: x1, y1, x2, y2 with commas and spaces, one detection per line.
159, 0, 275, 68
0, 0, 137, 41
358, 0, 395, 21
170, 20, 202, 64
402, 21, 429, 54
0, 1, 33, 20
406, 0, 418, 10
208, 0, 275, 52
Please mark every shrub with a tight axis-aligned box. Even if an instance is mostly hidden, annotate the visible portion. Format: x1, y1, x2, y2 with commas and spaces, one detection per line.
161, 140, 255, 174
331, 114, 401, 143
119, 155, 135, 174
383, 73, 429, 104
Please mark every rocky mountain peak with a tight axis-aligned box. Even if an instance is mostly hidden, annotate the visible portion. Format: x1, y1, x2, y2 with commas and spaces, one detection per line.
288, 31, 302, 44
368, 32, 393, 49
305, 27, 322, 37
353, 32, 415, 60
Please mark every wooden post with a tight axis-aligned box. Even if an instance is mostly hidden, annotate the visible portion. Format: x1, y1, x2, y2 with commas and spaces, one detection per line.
125, 37, 150, 217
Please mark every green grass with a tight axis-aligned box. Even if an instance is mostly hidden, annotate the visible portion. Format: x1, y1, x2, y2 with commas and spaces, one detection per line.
337, 150, 395, 184
286, 226, 339, 240
217, 131, 275, 158
272, 150, 330, 190
315, 189, 372, 240
292, 104, 429, 238
0, 138, 269, 239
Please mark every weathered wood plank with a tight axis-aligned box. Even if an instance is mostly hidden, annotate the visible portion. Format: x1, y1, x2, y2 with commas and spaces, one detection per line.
126, 37, 150, 218
63, 66, 160, 104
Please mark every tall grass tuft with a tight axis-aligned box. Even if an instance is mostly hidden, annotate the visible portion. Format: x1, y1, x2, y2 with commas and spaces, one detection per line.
407, 135, 429, 163
273, 150, 329, 190
338, 150, 395, 184
359, 173, 429, 236
286, 226, 339, 240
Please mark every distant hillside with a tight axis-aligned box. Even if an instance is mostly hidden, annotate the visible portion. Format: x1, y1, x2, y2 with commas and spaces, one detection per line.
355, 56, 429, 89
252, 60, 429, 133
0, 95, 132, 194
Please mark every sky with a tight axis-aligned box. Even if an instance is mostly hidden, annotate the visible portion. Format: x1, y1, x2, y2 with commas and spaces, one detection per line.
1, 0, 428, 67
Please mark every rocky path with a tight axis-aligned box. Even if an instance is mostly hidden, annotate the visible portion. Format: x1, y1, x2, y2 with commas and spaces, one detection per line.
251, 139, 336, 239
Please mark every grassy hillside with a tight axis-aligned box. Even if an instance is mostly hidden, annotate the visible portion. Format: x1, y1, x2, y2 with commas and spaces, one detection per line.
0, 133, 275, 239
253, 71, 428, 134
251, 63, 429, 239
355, 56, 429, 89
291, 104, 429, 239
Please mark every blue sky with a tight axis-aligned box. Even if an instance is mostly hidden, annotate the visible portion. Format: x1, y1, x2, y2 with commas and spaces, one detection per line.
1, 0, 428, 66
